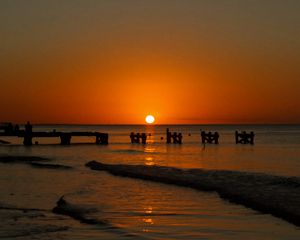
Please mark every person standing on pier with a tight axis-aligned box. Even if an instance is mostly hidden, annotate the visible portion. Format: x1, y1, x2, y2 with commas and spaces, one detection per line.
25, 121, 32, 134
23, 121, 33, 146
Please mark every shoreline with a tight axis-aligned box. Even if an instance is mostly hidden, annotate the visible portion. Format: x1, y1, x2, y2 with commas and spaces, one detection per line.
86, 161, 300, 227
1, 155, 300, 227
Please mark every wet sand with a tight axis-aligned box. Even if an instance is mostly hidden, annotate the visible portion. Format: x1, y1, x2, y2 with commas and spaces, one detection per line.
0, 155, 72, 169
86, 161, 300, 227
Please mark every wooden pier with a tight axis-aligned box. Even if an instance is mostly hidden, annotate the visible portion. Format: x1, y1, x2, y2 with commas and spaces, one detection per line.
0, 123, 108, 145
166, 128, 182, 144
235, 131, 254, 144
130, 132, 147, 144
201, 131, 219, 144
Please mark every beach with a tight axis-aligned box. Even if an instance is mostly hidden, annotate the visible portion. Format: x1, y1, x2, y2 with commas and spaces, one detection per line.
0, 124, 300, 239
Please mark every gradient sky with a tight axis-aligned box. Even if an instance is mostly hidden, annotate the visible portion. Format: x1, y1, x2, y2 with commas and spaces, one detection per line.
1, 0, 299, 124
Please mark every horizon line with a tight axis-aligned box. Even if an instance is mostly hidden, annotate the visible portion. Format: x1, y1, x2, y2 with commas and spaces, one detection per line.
26, 123, 300, 126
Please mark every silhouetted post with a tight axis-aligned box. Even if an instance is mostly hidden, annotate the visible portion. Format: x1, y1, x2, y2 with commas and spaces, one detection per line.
235, 131, 255, 144
96, 133, 108, 144
166, 129, 183, 144
130, 132, 146, 144
23, 121, 33, 146
201, 130, 219, 144
214, 132, 219, 144
166, 128, 171, 143
201, 131, 206, 144
60, 133, 71, 145
249, 132, 254, 144
130, 132, 135, 143
172, 132, 177, 143
136, 133, 141, 143
208, 132, 212, 143
141, 133, 147, 144
178, 133, 182, 144
235, 131, 239, 144
102, 133, 109, 144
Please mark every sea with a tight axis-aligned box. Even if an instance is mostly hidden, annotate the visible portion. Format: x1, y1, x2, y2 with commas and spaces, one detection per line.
0, 124, 300, 239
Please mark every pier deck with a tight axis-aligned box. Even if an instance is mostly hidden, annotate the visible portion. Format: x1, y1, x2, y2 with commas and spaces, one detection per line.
0, 131, 109, 145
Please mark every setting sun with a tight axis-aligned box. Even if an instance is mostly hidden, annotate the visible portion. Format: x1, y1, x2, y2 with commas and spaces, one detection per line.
145, 115, 155, 124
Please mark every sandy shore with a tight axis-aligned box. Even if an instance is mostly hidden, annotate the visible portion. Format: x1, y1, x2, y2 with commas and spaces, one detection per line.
86, 161, 300, 227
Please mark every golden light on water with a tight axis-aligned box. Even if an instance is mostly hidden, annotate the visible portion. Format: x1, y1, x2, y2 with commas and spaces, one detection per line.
145, 115, 155, 124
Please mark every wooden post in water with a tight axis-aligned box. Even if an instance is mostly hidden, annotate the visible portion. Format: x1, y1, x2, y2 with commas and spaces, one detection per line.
130, 132, 147, 144
23, 121, 33, 146
166, 128, 182, 144
23, 134, 32, 146
60, 133, 71, 145
141, 133, 147, 144
96, 133, 109, 144
235, 131, 254, 144
201, 131, 219, 144
166, 128, 171, 143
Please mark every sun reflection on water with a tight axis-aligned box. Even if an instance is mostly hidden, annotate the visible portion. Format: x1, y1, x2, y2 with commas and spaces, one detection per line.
144, 143, 156, 165
142, 218, 154, 224
144, 206, 153, 214
142, 206, 154, 232
145, 156, 155, 166
144, 145, 156, 153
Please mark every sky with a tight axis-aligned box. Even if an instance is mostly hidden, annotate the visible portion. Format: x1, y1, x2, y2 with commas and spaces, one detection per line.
0, 0, 299, 124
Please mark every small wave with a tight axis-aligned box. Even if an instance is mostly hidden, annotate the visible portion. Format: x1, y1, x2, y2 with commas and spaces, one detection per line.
52, 196, 103, 225
0, 204, 68, 238
52, 196, 149, 239
86, 161, 300, 227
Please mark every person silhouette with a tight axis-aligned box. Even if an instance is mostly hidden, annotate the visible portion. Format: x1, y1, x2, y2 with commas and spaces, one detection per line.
23, 121, 33, 146
25, 121, 32, 133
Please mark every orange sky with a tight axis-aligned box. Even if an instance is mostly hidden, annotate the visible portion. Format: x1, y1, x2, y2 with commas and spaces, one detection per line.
1, 0, 300, 124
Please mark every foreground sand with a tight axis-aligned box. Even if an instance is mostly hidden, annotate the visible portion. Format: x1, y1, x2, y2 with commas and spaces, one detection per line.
86, 161, 300, 227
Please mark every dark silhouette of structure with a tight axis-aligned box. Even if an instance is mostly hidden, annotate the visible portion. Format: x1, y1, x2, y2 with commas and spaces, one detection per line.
166, 128, 182, 144
25, 121, 32, 133
23, 121, 33, 146
201, 131, 219, 144
130, 132, 147, 144
0, 122, 108, 146
235, 131, 254, 144
0, 122, 16, 135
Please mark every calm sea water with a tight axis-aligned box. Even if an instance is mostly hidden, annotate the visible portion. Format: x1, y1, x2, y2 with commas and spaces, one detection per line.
0, 124, 300, 239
